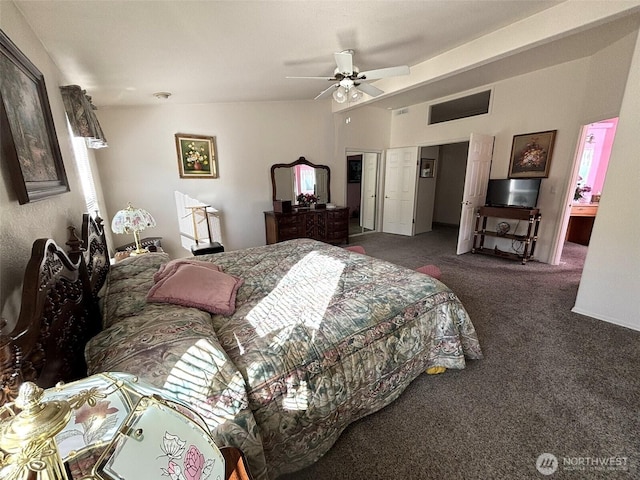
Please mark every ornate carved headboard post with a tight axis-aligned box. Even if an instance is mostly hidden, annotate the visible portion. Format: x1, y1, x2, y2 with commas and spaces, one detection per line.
0, 331, 23, 406
79, 213, 109, 299
66, 224, 84, 264
0, 214, 111, 406
0, 239, 95, 405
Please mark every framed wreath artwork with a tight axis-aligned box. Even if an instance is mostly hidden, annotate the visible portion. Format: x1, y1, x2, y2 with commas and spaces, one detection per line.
175, 133, 218, 178
0, 29, 69, 204
508, 130, 556, 178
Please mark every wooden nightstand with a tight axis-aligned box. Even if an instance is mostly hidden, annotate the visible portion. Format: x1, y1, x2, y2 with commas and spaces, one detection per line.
220, 447, 254, 480
115, 236, 163, 252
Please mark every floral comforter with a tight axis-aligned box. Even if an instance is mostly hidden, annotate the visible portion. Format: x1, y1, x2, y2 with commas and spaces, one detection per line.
86, 239, 482, 479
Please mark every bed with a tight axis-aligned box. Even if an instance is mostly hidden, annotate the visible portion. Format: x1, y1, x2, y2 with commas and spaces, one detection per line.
1, 214, 482, 480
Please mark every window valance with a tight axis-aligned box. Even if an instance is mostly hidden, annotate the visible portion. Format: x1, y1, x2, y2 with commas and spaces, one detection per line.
60, 85, 108, 148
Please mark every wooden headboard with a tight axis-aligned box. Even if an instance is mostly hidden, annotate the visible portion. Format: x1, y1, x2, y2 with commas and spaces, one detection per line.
0, 214, 109, 405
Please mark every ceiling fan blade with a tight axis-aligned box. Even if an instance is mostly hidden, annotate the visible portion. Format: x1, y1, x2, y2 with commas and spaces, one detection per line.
334, 51, 353, 75
286, 76, 336, 80
315, 84, 337, 100
359, 65, 410, 80
356, 82, 384, 97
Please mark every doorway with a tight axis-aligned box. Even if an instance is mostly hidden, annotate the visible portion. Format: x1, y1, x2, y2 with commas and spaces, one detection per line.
346, 151, 380, 237
412, 136, 491, 255
554, 117, 618, 265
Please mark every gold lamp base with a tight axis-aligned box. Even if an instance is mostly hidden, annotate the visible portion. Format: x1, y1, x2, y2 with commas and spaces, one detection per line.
0, 383, 71, 480
130, 230, 148, 256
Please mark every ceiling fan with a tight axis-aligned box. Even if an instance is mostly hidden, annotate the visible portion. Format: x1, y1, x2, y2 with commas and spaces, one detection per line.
287, 49, 410, 103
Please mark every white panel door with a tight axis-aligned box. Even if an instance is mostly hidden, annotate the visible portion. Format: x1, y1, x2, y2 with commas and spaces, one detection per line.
361, 152, 378, 230
456, 133, 494, 254
382, 147, 419, 236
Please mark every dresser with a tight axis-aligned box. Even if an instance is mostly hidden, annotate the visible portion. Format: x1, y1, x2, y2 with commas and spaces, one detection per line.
566, 203, 598, 245
264, 207, 349, 245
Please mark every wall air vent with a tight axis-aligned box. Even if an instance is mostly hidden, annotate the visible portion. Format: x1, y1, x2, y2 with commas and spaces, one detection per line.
395, 108, 409, 116
428, 90, 491, 125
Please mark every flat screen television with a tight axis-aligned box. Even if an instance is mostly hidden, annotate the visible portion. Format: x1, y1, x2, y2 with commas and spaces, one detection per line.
485, 178, 541, 208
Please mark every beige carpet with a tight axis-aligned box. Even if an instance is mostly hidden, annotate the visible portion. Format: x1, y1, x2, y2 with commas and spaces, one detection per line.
279, 226, 639, 479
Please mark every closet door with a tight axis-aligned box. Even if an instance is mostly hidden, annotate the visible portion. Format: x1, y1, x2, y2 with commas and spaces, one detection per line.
360, 152, 378, 231
382, 147, 419, 236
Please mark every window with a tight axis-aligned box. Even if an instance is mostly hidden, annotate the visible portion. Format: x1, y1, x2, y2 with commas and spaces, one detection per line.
428, 90, 491, 125
68, 123, 100, 216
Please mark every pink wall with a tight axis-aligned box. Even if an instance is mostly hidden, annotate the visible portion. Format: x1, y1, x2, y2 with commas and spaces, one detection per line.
584, 117, 618, 197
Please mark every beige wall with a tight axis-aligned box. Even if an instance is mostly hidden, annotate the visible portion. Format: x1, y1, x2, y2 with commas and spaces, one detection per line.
95, 103, 395, 258
0, 2, 87, 330
574, 28, 640, 330
386, 29, 637, 265
94, 101, 335, 257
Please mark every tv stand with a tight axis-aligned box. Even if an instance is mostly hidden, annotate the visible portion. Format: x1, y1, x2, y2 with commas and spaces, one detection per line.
472, 206, 541, 264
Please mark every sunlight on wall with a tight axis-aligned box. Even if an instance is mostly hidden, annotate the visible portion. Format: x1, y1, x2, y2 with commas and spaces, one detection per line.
174, 191, 223, 251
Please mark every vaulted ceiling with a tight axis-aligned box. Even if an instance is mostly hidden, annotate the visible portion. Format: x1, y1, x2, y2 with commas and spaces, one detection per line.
12, 1, 639, 109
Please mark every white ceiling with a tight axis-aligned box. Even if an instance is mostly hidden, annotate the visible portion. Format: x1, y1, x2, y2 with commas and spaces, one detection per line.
11, 1, 633, 109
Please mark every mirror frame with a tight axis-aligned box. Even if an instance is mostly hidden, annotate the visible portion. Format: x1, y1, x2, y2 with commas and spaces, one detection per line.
271, 156, 331, 203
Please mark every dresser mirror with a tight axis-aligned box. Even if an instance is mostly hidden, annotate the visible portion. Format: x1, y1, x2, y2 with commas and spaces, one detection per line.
271, 156, 331, 204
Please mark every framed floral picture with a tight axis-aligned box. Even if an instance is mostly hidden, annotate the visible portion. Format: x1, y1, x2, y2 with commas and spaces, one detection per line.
175, 133, 218, 178
508, 130, 556, 178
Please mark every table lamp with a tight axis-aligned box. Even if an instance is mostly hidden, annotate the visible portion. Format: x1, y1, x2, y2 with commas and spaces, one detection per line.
111, 203, 156, 255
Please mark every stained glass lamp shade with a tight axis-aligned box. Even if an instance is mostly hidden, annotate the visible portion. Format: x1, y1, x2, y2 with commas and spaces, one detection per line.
111, 203, 156, 255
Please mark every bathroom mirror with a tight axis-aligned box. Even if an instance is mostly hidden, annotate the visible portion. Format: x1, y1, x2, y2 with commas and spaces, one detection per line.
271, 156, 331, 204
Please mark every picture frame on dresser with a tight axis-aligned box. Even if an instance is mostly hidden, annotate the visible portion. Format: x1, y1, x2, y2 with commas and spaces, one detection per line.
0, 29, 69, 204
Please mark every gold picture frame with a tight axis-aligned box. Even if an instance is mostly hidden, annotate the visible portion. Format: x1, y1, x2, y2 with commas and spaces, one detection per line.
175, 133, 218, 178
508, 130, 556, 178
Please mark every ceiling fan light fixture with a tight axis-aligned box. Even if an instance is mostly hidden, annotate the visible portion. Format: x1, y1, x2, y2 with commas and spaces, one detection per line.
349, 87, 363, 102
333, 85, 348, 103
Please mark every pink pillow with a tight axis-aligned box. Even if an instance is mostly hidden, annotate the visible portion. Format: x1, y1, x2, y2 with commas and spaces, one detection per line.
147, 263, 243, 315
154, 258, 222, 283
415, 264, 442, 280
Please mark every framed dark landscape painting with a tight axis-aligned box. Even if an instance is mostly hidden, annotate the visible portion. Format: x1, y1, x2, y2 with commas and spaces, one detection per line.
0, 29, 68, 204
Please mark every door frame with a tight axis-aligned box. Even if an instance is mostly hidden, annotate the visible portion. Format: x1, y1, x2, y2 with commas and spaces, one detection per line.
413, 135, 491, 253
550, 118, 618, 265
345, 149, 382, 235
